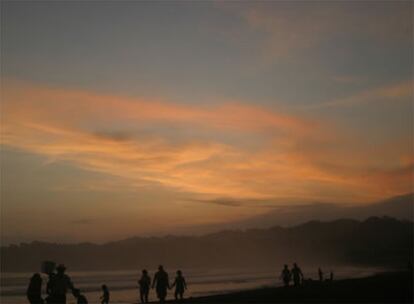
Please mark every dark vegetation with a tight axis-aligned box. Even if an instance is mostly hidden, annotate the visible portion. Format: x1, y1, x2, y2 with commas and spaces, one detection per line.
1, 217, 412, 272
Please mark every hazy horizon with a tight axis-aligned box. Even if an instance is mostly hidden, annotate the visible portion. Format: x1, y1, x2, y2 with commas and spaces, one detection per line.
1, 193, 413, 246
1, 1, 413, 245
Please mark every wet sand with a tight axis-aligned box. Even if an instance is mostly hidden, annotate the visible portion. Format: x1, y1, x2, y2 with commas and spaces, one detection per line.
171, 271, 413, 303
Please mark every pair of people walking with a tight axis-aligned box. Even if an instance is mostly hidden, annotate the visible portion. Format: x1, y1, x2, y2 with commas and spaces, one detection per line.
318, 268, 334, 282
27, 264, 77, 304
138, 265, 187, 303
280, 263, 304, 287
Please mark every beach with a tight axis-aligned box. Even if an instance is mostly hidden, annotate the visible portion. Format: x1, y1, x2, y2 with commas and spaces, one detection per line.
0, 266, 388, 304
182, 271, 413, 303
2, 268, 411, 303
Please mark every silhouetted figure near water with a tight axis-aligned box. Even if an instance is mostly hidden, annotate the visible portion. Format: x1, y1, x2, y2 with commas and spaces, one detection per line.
318, 268, 324, 282
152, 265, 170, 303
138, 269, 151, 303
291, 263, 304, 287
46, 264, 74, 304
280, 265, 291, 287
172, 270, 187, 301
73, 289, 88, 304
101, 285, 110, 304
45, 273, 54, 303
330, 271, 334, 281
27, 273, 43, 304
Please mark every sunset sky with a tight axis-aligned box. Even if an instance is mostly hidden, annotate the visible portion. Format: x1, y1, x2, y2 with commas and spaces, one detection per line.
1, 1, 412, 244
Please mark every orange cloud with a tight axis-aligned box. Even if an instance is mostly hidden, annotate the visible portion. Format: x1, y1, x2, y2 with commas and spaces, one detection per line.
1, 79, 412, 203
2, 80, 312, 134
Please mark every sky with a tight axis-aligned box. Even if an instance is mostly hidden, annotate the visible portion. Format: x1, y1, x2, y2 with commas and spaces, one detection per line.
1, 1, 413, 244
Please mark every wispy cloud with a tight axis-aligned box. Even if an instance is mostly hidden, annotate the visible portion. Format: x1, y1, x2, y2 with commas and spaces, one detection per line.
71, 218, 97, 225
219, 2, 412, 58
300, 80, 413, 109
331, 75, 367, 84
1, 79, 412, 203
1, 80, 312, 134
189, 197, 301, 209
190, 198, 244, 208
93, 130, 133, 142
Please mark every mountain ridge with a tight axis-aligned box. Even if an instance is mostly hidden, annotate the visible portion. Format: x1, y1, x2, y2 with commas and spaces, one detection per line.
1, 216, 412, 272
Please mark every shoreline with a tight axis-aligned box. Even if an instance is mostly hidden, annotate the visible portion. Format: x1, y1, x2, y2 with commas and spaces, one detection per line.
167, 271, 413, 303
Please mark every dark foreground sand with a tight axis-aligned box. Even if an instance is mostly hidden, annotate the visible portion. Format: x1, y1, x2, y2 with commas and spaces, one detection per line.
170, 271, 413, 303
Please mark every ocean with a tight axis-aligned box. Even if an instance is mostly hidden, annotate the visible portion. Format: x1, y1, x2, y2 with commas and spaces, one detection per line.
1, 266, 383, 304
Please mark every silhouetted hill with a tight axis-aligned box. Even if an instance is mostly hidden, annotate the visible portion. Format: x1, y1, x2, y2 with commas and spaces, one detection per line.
185, 193, 414, 233
1, 217, 412, 272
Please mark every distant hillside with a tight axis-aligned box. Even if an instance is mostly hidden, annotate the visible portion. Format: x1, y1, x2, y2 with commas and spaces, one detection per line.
196, 193, 414, 232
1, 217, 412, 272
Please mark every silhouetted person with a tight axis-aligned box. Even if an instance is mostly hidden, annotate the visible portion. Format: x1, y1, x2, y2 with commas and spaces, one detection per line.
318, 268, 324, 282
330, 271, 334, 281
101, 285, 110, 304
291, 263, 303, 287
45, 272, 55, 304
27, 273, 44, 304
138, 269, 151, 303
172, 270, 187, 301
47, 264, 74, 304
152, 265, 170, 303
73, 289, 88, 304
280, 265, 291, 287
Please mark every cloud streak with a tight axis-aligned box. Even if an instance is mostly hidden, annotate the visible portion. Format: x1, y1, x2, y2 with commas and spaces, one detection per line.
2, 80, 313, 134
220, 2, 412, 58
1, 79, 412, 203
71, 218, 97, 225
302, 80, 413, 109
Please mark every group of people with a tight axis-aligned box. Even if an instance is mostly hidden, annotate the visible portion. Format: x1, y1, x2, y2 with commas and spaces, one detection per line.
28, 262, 335, 303
138, 265, 187, 303
27, 264, 187, 304
27, 264, 109, 304
318, 267, 334, 282
280, 263, 334, 287
280, 263, 304, 287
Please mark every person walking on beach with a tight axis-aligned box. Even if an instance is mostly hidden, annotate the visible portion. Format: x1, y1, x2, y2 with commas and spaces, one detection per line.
138, 269, 151, 303
152, 265, 170, 303
100, 285, 110, 304
280, 265, 291, 287
291, 263, 304, 287
318, 268, 324, 282
27, 273, 44, 304
171, 270, 187, 301
47, 264, 74, 304
45, 272, 55, 304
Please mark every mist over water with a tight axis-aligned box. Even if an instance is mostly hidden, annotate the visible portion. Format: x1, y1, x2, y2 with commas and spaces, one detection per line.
1, 266, 385, 304
1, 216, 411, 303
